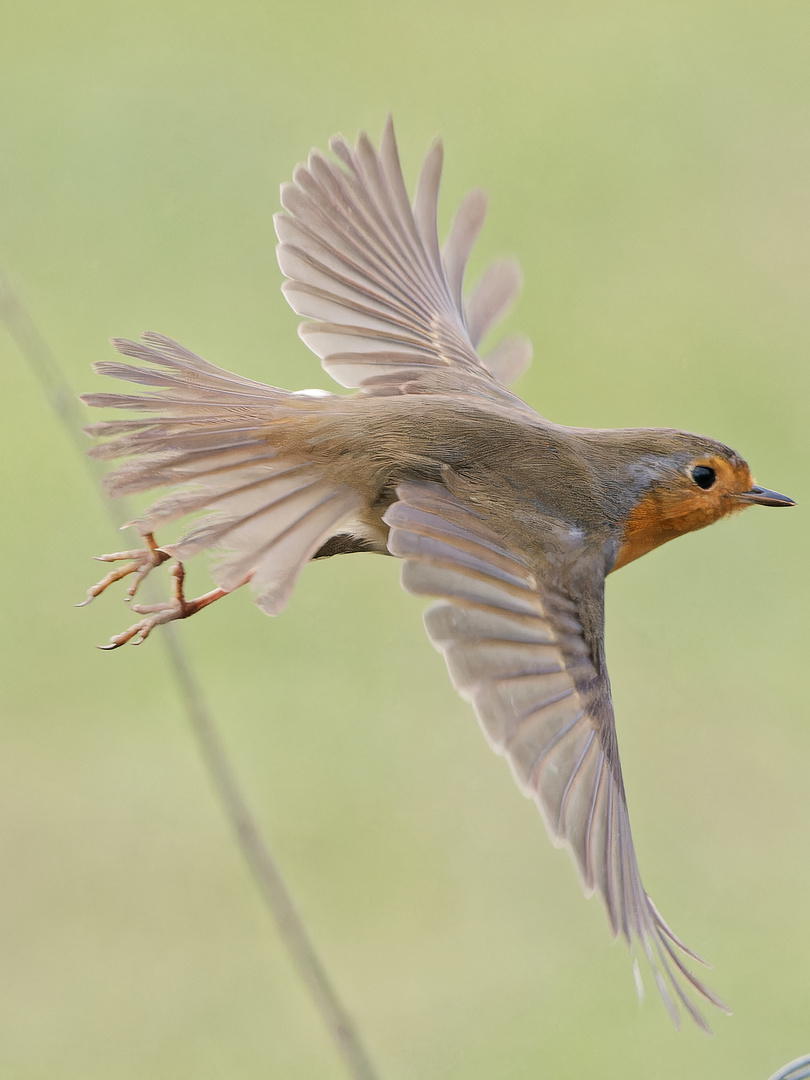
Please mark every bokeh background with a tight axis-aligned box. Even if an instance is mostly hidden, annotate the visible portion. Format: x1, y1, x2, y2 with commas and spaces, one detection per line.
2, 2, 809, 1078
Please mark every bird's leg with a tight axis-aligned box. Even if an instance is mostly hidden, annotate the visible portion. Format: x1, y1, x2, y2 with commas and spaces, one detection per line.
79, 528, 253, 649
78, 530, 171, 605
96, 562, 252, 650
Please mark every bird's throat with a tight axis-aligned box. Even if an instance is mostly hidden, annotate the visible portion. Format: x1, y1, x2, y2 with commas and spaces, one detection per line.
611, 487, 736, 571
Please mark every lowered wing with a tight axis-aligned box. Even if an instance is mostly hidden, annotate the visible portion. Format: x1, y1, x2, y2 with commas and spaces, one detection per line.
384, 480, 729, 1031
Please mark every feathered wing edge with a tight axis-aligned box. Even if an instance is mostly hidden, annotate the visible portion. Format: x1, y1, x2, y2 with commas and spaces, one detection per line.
81, 332, 363, 615
274, 115, 532, 393
383, 480, 730, 1031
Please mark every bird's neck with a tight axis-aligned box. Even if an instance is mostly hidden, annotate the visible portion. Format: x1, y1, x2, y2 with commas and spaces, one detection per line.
611, 484, 739, 571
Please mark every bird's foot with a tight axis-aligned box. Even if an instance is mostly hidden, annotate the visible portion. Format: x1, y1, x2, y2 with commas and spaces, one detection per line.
77, 530, 171, 605
94, 561, 231, 650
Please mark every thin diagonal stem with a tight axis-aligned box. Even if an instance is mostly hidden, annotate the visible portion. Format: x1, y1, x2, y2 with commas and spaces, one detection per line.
0, 266, 380, 1080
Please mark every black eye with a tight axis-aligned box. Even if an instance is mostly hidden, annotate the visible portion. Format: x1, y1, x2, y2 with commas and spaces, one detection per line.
691, 465, 716, 490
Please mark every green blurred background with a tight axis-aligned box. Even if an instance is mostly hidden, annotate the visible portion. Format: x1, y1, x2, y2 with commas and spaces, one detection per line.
2, 2, 808, 1077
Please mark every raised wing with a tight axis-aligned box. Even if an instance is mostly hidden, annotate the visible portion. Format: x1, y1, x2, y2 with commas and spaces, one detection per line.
383, 481, 729, 1031
274, 116, 532, 399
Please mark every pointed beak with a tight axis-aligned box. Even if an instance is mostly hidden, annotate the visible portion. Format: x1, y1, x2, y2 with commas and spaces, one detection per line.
734, 485, 796, 508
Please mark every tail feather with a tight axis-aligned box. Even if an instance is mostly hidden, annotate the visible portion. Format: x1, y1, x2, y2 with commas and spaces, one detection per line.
131, 460, 296, 526
82, 334, 363, 615
103, 448, 279, 496
112, 332, 279, 393
211, 483, 360, 611
88, 426, 272, 462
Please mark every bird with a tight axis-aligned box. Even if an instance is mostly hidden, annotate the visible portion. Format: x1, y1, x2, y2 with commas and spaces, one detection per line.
80, 116, 794, 1031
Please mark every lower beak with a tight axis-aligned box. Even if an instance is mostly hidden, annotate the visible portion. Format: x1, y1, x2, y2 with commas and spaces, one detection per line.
735, 485, 796, 507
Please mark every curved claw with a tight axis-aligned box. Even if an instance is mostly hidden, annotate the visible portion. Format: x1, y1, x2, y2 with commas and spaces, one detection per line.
79, 532, 171, 608
96, 608, 173, 649
92, 564, 239, 650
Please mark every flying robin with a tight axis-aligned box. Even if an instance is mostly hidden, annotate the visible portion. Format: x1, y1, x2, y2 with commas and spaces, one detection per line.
80, 118, 794, 1031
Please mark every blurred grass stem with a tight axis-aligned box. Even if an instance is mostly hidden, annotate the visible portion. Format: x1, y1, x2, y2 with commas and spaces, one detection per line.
0, 267, 381, 1080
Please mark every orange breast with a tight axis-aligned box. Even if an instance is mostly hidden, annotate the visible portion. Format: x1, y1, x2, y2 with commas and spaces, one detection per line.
611, 487, 737, 572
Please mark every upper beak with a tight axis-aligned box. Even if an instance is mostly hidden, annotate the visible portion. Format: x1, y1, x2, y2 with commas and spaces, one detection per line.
735, 485, 796, 507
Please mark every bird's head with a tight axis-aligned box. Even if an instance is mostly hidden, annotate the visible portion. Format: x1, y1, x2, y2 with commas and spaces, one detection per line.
605, 431, 795, 571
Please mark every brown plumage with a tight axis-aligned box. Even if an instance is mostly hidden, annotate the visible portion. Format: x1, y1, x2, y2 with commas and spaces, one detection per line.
81, 117, 794, 1031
